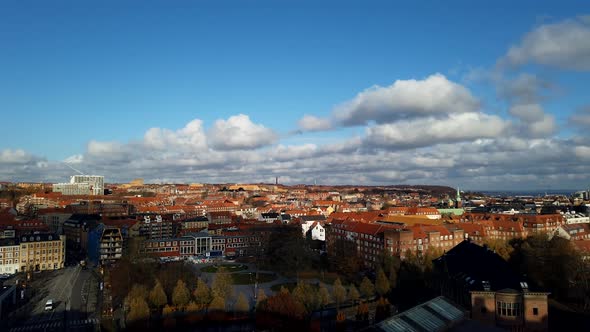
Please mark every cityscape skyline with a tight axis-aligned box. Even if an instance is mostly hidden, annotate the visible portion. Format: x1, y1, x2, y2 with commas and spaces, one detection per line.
1, 1, 590, 190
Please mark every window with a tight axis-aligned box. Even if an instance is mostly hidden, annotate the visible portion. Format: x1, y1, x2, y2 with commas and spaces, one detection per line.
533, 308, 538, 316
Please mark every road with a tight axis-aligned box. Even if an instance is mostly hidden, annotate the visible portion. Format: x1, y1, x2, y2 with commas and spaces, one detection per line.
8, 266, 99, 332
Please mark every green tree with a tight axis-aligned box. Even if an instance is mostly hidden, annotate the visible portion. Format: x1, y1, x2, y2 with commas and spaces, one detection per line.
263, 226, 313, 275
172, 279, 191, 308
193, 278, 212, 308
127, 296, 150, 323
209, 295, 226, 311
375, 268, 390, 297
360, 277, 375, 299
348, 284, 360, 304
333, 278, 347, 309
234, 292, 250, 313
149, 280, 168, 308
212, 267, 235, 301
330, 239, 362, 276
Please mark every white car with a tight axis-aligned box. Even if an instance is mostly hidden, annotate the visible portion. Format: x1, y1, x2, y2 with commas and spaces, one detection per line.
44, 299, 53, 311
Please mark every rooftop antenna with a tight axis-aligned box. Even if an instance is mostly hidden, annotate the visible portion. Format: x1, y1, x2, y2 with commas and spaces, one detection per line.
64, 163, 84, 175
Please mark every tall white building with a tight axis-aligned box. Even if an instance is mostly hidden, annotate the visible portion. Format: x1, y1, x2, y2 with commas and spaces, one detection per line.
53, 175, 104, 196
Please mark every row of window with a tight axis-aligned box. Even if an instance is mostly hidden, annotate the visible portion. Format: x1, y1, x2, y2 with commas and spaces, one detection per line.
496, 302, 521, 317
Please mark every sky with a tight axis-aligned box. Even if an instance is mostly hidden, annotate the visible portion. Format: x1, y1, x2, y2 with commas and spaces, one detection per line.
1, 0, 590, 190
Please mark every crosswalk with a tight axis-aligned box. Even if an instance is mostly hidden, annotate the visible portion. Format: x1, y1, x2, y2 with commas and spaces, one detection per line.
9, 318, 99, 332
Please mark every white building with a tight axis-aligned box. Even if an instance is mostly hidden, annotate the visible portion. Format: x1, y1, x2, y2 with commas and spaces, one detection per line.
562, 212, 590, 224
53, 175, 104, 196
301, 220, 326, 241
0, 239, 20, 275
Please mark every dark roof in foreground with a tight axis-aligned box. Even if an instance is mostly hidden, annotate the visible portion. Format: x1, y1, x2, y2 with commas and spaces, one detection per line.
432, 240, 536, 292
371, 296, 504, 332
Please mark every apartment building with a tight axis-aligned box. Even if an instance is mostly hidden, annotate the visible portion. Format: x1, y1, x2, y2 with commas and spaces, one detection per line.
0, 238, 20, 274
100, 227, 123, 264
18, 233, 65, 272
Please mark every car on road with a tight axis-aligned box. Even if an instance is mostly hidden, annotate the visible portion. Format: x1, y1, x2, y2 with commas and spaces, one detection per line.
44, 299, 54, 311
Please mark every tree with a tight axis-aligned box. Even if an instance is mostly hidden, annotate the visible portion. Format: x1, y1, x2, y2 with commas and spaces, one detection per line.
333, 278, 347, 309
162, 304, 175, 317
127, 297, 150, 323
279, 285, 290, 295
258, 292, 307, 320
263, 226, 313, 275
292, 281, 318, 311
212, 267, 235, 301
318, 283, 332, 307
356, 301, 369, 322
128, 284, 148, 301
172, 279, 191, 308
360, 277, 375, 299
330, 239, 362, 276
375, 268, 390, 297
209, 295, 226, 311
234, 292, 250, 313
375, 297, 391, 322
185, 301, 200, 313
193, 278, 212, 308
256, 288, 267, 308
348, 284, 360, 304
149, 280, 168, 309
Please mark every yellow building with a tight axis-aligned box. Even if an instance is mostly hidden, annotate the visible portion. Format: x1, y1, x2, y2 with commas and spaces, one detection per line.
18, 233, 65, 272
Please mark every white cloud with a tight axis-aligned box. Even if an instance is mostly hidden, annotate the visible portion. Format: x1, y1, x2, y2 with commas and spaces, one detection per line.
364, 112, 510, 149
501, 16, 590, 70
509, 104, 545, 122
208, 114, 277, 150
144, 119, 207, 151
332, 73, 480, 126
0, 149, 41, 164
297, 115, 333, 131
526, 114, 557, 137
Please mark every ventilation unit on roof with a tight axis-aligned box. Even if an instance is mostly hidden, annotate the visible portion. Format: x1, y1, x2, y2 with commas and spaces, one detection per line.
482, 281, 491, 291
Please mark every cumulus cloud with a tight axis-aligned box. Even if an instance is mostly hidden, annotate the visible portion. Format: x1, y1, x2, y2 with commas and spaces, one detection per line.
0, 149, 42, 164
526, 114, 557, 137
208, 114, 278, 150
498, 73, 554, 104
509, 104, 545, 122
297, 115, 333, 131
331, 73, 480, 126
144, 119, 207, 151
501, 16, 590, 70
363, 112, 510, 149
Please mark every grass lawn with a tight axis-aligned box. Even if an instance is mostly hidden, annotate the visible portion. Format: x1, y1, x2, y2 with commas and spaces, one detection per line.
200, 264, 248, 273
231, 272, 277, 285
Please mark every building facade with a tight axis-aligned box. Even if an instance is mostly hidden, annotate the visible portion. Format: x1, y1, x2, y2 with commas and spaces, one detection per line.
18, 233, 65, 272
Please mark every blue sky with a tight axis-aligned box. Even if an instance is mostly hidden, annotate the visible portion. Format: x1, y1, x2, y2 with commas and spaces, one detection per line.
1, 1, 590, 190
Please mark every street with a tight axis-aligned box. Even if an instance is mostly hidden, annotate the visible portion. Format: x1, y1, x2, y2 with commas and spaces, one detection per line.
7, 266, 100, 332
